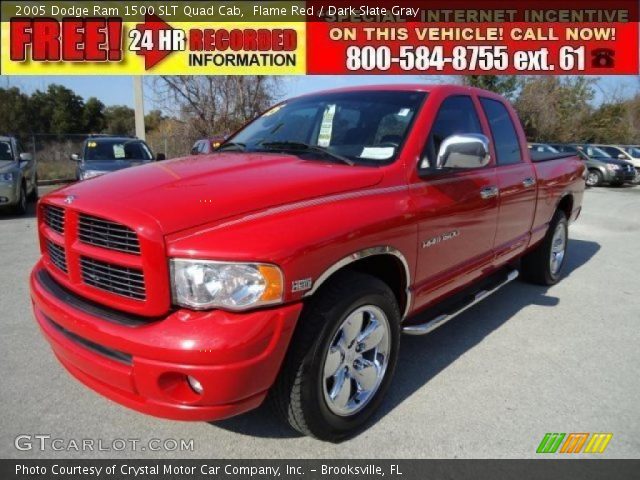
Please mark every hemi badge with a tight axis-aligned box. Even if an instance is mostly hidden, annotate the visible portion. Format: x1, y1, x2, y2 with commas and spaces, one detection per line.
292, 278, 313, 293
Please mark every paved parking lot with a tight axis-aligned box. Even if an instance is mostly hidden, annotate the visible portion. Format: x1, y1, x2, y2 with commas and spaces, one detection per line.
1, 185, 639, 459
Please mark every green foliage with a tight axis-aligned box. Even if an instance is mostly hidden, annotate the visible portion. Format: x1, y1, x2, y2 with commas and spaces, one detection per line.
0, 87, 30, 135
463, 75, 519, 100
83, 97, 106, 133
103, 105, 135, 136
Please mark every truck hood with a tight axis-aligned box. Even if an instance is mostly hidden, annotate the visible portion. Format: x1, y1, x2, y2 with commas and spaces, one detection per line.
51, 153, 384, 234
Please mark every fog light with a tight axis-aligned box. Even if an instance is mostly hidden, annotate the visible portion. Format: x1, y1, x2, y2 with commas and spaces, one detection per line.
187, 375, 203, 394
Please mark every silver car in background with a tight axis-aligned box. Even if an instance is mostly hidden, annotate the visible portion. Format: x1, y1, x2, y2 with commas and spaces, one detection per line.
0, 136, 38, 215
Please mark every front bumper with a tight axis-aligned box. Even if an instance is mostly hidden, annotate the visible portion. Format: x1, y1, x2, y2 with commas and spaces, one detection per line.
607, 169, 637, 183
0, 181, 18, 206
30, 261, 302, 421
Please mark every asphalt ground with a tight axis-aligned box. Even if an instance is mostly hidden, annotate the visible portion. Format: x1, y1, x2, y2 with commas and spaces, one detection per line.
1, 185, 638, 458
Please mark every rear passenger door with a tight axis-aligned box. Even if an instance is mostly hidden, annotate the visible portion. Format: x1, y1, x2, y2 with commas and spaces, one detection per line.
479, 97, 536, 263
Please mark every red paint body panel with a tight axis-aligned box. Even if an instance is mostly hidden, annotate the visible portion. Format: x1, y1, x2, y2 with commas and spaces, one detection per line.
30, 85, 585, 421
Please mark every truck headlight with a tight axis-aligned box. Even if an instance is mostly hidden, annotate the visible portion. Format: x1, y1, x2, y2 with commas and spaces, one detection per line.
170, 259, 283, 310
81, 170, 105, 180
0, 172, 14, 182
605, 163, 620, 171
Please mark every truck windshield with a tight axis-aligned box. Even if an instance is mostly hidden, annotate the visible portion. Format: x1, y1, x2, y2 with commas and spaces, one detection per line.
84, 140, 153, 161
0, 141, 13, 161
223, 91, 426, 165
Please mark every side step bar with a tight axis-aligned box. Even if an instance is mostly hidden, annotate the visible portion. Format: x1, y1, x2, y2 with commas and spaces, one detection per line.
402, 270, 519, 336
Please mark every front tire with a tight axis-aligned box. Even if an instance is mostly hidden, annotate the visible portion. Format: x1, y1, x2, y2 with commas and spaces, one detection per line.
521, 210, 568, 286
28, 175, 38, 201
270, 271, 401, 441
12, 183, 27, 215
585, 169, 602, 187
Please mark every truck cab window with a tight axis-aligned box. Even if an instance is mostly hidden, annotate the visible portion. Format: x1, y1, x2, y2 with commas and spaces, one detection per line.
424, 96, 482, 167
480, 98, 522, 166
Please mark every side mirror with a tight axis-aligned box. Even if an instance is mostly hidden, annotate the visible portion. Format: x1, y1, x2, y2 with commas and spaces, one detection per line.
618, 154, 627, 160
70, 153, 81, 162
19, 152, 33, 162
421, 134, 491, 170
156, 153, 166, 161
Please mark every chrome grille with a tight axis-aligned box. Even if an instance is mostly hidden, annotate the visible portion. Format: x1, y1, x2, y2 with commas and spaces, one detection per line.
47, 241, 68, 273
43, 205, 65, 234
78, 214, 140, 255
80, 257, 146, 300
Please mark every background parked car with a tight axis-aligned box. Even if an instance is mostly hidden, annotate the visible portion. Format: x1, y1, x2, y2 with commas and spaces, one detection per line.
612, 145, 640, 183
550, 143, 636, 187
71, 136, 165, 181
0, 136, 38, 215
528, 143, 560, 154
190, 136, 226, 155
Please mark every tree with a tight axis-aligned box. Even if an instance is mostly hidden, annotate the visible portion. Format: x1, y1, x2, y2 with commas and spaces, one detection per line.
462, 75, 519, 100
83, 97, 106, 133
28, 84, 86, 135
144, 109, 165, 133
104, 105, 135, 136
514, 76, 596, 143
0, 87, 31, 135
153, 76, 282, 136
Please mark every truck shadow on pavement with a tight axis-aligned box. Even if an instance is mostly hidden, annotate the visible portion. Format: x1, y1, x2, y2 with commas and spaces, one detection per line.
210, 239, 601, 441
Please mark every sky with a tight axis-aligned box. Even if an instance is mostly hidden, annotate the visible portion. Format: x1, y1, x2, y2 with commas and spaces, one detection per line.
3, 75, 638, 112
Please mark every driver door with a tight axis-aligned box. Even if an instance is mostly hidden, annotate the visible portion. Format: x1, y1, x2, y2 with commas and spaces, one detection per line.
411, 95, 499, 311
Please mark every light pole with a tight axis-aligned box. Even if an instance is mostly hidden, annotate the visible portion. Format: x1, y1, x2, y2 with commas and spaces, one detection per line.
133, 76, 146, 140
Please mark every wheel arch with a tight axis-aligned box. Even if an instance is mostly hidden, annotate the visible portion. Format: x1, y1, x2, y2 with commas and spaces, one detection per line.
303, 247, 411, 320
556, 193, 574, 220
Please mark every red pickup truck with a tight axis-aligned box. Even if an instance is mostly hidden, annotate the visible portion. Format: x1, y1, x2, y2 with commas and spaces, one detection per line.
31, 85, 585, 441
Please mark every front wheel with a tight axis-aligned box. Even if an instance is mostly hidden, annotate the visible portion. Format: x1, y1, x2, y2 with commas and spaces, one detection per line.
585, 170, 602, 187
28, 175, 38, 201
12, 183, 27, 215
269, 271, 401, 441
521, 210, 568, 286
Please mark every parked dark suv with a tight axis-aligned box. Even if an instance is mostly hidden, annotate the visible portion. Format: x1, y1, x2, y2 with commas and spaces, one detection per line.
550, 144, 636, 187
71, 136, 165, 181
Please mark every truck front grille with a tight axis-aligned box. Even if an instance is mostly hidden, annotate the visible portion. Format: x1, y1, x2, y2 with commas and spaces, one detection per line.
80, 257, 146, 300
43, 205, 65, 234
46, 240, 68, 273
78, 214, 140, 255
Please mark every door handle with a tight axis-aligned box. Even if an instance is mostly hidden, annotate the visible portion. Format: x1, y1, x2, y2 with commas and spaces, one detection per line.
522, 177, 536, 188
480, 186, 499, 200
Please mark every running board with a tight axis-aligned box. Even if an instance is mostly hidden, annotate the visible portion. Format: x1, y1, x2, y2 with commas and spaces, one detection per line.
402, 270, 519, 336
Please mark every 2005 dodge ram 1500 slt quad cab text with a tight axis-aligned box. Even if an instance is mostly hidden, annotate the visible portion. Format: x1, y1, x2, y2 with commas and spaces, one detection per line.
31, 85, 585, 441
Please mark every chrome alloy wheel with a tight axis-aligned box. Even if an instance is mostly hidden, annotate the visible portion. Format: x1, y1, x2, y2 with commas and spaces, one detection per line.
586, 171, 600, 187
550, 222, 567, 275
322, 305, 391, 417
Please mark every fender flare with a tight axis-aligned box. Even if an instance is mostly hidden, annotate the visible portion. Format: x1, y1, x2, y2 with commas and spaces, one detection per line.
302, 246, 412, 319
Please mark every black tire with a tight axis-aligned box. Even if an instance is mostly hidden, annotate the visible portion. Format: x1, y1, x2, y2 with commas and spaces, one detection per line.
12, 183, 27, 216
585, 169, 602, 187
269, 271, 401, 442
521, 210, 568, 286
28, 176, 38, 201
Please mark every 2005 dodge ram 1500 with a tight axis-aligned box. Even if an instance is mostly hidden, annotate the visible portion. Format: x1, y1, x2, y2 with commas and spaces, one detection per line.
31, 85, 585, 441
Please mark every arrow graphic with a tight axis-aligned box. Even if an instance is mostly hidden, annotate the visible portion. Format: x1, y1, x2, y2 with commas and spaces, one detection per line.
133, 14, 177, 70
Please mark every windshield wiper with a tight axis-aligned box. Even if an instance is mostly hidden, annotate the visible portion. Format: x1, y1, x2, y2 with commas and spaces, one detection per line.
258, 141, 355, 166
217, 142, 246, 152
